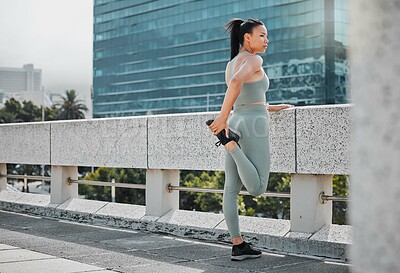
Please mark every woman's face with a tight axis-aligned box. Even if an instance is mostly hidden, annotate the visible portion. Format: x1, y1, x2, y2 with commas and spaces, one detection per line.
247, 25, 269, 54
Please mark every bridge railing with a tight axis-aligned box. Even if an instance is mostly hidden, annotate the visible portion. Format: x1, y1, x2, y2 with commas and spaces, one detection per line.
0, 104, 351, 234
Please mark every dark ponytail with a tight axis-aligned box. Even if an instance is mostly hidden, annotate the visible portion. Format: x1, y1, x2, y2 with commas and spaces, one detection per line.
225, 18, 264, 60
225, 18, 243, 61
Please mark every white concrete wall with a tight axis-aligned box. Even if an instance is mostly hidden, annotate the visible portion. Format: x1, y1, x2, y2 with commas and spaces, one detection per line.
51, 117, 147, 168
350, 1, 400, 272
0, 122, 50, 164
0, 105, 350, 174
296, 105, 351, 174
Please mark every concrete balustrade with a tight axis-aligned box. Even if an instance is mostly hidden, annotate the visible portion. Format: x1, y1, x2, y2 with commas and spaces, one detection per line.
0, 122, 51, 165
145, 169, 179, 217
296, 105, 351, 174
290, 174, 333, 233
50, 166, 78, 204
51, 117, 147, 168
0, 104, 350, 241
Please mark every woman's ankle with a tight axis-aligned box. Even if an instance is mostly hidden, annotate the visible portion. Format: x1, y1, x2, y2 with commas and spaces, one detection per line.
232, 236, 244, 245
225, 141, 238, 152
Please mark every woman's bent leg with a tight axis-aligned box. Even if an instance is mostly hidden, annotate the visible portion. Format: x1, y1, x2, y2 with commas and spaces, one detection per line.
228, 114, 270, 196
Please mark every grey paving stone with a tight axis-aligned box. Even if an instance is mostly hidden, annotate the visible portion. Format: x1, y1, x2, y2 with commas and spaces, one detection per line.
0, 243, 19, 250
57, 198, 108, 214
90, 270, 117, 273
86, 271, 119, 273
146, 242, 230, 261
178, 260, 259, 273
215, 216, 290, 236
0, 228, 121, 259
100, 234, 194, 251
95, 203, 146, 220
0, 248, 54, 263
0, 191, 25, 202
309, 224, 352, 244
0, 228, 62, 247
157, 209, 224, 230
0, 258, 104, 273
51, 228, 139, 243
128, 261, 218, 273
0, 212, 93, 236
207, 251, 314, 272
264, 260, 352, 273
66, 250, 157, 270
14, 194, 49, 207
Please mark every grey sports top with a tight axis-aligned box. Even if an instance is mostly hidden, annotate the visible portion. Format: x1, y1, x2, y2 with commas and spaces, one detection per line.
228, 51, 270, 107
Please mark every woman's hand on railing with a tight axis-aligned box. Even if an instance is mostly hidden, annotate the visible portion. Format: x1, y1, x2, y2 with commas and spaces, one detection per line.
268, 104, 295, 112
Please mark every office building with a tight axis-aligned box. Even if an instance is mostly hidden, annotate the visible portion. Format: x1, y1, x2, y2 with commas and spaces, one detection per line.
93, 0, 349, 117
0, 64, 42, 93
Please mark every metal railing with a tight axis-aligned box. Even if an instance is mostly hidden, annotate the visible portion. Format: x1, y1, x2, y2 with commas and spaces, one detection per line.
1, 174, 349, 202
167, 183, 291, 198
2, 174, 51, 181
66, 178, 146, 189
0, 174, 50, 193
320, 192, 349, 203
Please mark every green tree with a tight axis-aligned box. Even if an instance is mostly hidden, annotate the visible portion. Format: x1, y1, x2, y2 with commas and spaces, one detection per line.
332, 175, 349, 224
0, 111, 22, 123
45, 105, 60, 121
57, 90, 88, 120
181, 171, 224, 213
19, 100, 42, 122
3, 98, 22, 113
80, 167, 146, 204
251, 173, 291, 219
0, 97, 59, 123
0, 98, 23, 123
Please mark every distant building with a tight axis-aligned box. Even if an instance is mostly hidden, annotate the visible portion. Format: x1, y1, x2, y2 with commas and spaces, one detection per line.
1, 90, 54, 108
0, 64, 42, 92
93, 0, 349, 117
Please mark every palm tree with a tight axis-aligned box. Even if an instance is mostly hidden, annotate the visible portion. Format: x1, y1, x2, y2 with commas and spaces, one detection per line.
0, 112, 22, 123
57, 90, 88, 120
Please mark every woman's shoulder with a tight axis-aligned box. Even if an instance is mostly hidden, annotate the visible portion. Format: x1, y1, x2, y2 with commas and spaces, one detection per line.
243, 54, 263, 68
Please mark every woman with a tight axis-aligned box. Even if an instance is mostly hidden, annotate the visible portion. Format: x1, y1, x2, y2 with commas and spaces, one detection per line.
207, 18, 293, 261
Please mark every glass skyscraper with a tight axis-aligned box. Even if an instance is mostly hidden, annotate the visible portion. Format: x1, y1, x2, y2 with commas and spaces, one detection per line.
93, 0, 349, 117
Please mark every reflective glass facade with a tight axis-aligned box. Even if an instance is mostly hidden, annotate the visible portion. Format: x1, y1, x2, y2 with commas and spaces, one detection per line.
93, 0, 349, 117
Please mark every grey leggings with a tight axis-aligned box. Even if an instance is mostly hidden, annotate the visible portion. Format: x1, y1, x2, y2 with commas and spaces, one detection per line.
223, 104, 270, 238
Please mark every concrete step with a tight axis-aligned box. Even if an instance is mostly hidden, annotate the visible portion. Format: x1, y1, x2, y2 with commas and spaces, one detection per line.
0, 191, 351, 261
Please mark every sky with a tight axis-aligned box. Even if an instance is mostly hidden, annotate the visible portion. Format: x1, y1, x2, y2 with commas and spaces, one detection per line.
0, 0, 93, 99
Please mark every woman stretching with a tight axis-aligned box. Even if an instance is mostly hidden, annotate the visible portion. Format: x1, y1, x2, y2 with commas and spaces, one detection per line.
207, 18, 293, 261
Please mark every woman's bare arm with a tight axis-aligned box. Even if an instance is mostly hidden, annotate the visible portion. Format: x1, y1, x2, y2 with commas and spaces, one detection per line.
268, 104, 294, 112
208, 55, 263, 136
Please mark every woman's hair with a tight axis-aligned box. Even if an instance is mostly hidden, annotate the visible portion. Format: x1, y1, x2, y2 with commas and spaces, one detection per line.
225, 18, 264, 60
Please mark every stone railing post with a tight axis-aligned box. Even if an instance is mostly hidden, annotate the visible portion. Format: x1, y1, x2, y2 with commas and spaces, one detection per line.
0, 163, 6, 191
145, 169, 179, 217
50, 165, 78, 204
290, 174, 333, 233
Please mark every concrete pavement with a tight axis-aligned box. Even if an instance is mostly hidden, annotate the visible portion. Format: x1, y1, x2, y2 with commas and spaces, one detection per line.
0, 210, 352, 273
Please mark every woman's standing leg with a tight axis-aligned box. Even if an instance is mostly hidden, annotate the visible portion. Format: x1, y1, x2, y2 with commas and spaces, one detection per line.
223, 150, 244, 241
